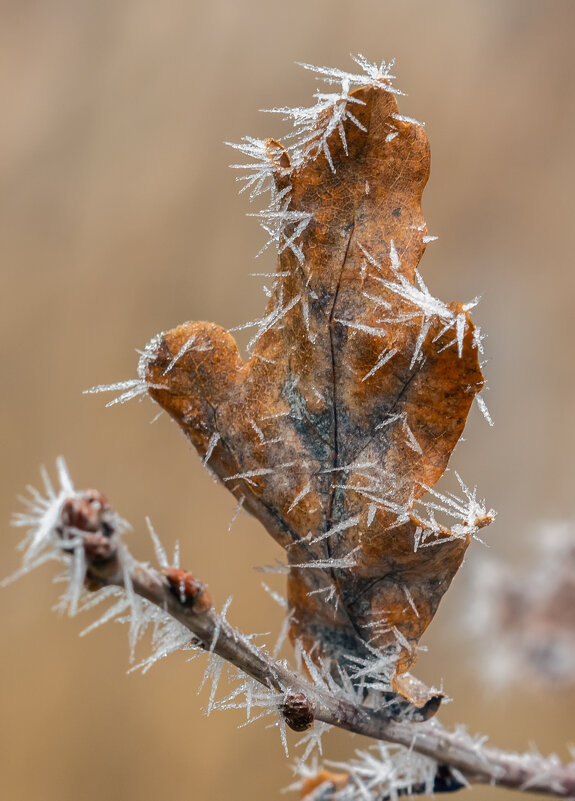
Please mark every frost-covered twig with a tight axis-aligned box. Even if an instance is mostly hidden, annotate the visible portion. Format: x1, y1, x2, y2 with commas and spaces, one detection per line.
6, 466, 575, 800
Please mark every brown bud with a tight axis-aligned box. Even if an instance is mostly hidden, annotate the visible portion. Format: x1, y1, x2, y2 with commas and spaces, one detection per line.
163, 568, 212, 613
58, 491, 117, 569
82, 531, 115, 564
61, 490, 110, 534
279, 692, 315, 732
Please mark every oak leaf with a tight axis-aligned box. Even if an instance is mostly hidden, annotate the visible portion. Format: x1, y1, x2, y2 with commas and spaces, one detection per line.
142, 61, 487, 714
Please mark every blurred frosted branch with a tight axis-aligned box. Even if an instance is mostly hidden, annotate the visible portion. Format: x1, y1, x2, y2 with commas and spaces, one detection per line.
465, 522, 575, 689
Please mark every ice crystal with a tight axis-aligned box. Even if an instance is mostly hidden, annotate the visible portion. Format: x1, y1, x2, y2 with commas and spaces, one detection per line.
83, 378, 150, 407
145, 516, 169, 568
415, 472, 495, 546
202, 431, 221, 467
250, 203, 312, 264
84, 333, 169, 407
212, 672, 277, 721
295, 721, 333, 766
345, 641, 397, 692
391, 111, 425, 127
129, 614, 198, 674
309, 515, 361, 545
360, 241, 480, 364
283, 549, 361, 572
228, 495, 245, 532
475, 393, 494, 426
227, 136, 285, 200
10, 457, 75, 572
163, 334, 198, 374
288, 482, 312, 513
361, 346, 398, 381
230, 286, 307, 354
261, 581, 289, 611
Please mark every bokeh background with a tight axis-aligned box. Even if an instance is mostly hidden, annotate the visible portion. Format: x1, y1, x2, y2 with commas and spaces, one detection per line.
1, 1, 575, 799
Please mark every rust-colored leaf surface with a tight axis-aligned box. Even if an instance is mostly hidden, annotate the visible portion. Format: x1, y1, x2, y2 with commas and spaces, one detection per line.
143, 67, 486, 712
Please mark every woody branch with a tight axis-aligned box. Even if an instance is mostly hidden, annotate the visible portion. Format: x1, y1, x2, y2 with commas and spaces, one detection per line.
42, 486, 575, 801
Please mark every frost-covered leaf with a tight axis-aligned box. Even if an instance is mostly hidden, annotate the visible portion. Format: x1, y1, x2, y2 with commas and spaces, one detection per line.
141, 57, 489, 711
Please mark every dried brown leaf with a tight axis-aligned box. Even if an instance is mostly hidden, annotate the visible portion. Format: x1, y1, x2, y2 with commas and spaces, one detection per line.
143, 75, 485, 710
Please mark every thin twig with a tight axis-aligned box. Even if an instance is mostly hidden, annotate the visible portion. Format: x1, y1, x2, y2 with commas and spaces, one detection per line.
80, 517, 575, 798
8, 478, 575, 800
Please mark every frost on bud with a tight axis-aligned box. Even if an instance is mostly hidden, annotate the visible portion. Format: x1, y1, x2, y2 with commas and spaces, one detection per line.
8, 459, 125, 603
8, 461, 207, 671
60, 491, 118, 570
279, 691, 315, 732
61, 490, 109, 532
163, 567, 213, 613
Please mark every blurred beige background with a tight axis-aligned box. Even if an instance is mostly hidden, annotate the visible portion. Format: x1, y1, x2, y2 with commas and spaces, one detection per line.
1, 1, 575, 799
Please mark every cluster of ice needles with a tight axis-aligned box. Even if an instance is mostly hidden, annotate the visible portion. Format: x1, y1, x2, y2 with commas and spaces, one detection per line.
413, 472, 496, 550
227, 55, 404, 267
292, 742, 440, 801
358, 241, 493, 425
